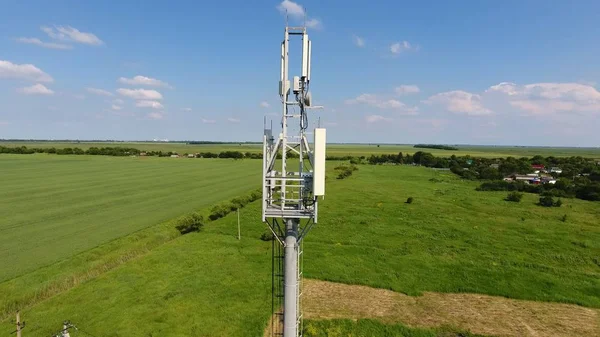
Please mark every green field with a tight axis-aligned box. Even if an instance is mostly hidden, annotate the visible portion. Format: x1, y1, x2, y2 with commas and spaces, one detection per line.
0, 154, 260, 282
2, 159, 598, 336
3, 141, 600, 158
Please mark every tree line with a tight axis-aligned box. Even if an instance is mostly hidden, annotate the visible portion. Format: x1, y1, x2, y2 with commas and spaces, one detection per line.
413, 144, 459, 151
0, 145, 360, 161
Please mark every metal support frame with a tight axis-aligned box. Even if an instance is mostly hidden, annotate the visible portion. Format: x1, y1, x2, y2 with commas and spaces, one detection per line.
263, 25, 320, 337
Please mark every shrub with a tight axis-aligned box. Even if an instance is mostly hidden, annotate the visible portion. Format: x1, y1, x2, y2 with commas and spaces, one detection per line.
335, 165, 358, 180
208, 189, 262, 221
561, 214, 568, 222
175, 213, 204, 234
505, 192, 523, 202
260, 232, 274, 241
209, 203, 230, 221
406, 197, 414, 204
538, 195, 561, 207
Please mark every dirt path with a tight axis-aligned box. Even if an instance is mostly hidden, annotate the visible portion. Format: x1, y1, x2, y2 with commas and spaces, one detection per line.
302, 279, 600, 337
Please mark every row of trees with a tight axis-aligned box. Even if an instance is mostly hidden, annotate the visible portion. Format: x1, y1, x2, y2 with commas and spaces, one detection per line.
413, 144, 458, 151
0, 145, 365, 161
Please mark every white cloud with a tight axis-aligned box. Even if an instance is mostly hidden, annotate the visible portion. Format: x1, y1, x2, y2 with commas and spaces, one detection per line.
486, 82, 519, 96
15, 37, 72, 50
0, 121, 10, 126
111, 104, 123, 111
276, 1, 322, 28
117, 88, 163, 100
486, 82, 600, 115
390, 41, 417, 54
113, 98, 124, 105
227, 117, 241, 123
147, 112, 163, 120
277, 0, 304, 17
17, 83, 54, 95
136, 100, 164, 109
0, 60, 53, 82
41, 25, 103, 46
424, 90, 492, 115
366, 115, 392, 123
395, 85, 420, 95
118, 75, 172, 88
305, 18, 322, 29
260, 101, 270, 108
346, 94, 406, 110
181, 107, 192, 112
353, 35, 365, 48
202, 118, 216, 124
86, 87, 113, 96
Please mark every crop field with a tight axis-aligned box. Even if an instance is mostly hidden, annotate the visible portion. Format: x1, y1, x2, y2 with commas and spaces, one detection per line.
3, 141, 600, 159
2, 161, 598, 336
0, 154, 261, 282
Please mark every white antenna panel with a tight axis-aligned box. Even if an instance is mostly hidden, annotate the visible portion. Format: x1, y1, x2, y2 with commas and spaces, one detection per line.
302, 34, 309, 78
313, 128, 326, 196
307, 40, 311, 81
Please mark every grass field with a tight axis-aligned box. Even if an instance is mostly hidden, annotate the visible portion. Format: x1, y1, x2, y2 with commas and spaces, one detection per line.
3, 141, 600, 158
2, 161, 598, 336
0, 154, 260, 282
303, 319, 484, 337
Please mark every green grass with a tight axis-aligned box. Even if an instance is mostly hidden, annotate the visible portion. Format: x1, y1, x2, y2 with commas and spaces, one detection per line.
3, 141, 600, 158
1, 161, 598, 335
303, 319, 485, 337
0, 154, 260, 282
307, 165, 600, 307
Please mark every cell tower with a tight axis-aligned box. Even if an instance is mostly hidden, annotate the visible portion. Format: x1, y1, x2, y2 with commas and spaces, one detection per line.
262, 24, 326, 337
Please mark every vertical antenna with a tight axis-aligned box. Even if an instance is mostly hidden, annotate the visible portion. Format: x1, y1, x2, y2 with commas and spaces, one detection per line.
303, 8, 307, 28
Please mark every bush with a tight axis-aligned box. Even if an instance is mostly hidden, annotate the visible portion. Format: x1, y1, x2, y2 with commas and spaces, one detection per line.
538, 195, 562, 207
175, 213, 204, 234
406, 197, 414, 204
505, 192, 523, 202
538, 195, 554, 207
561, 214, 568, 222
335, 165, 358, 180
208, 189, 262, 221
260, 231, 274, 241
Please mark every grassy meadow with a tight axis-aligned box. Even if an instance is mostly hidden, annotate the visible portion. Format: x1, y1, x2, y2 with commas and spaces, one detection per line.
3, 141, 600, 158
0, 154, 260, 281
2, 160, 598, 336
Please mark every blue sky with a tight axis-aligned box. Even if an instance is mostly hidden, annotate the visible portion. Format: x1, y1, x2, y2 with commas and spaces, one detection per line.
1, 0, 599, 146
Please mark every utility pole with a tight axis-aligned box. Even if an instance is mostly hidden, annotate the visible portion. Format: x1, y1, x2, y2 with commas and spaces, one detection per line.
262, 23, 326, 337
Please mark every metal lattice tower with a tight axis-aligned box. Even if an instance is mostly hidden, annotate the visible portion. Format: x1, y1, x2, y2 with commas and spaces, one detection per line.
262, 25, 326, 337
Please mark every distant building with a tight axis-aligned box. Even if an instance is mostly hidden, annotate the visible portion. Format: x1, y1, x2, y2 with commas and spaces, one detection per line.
170, 154, 179, 158
188, 154, 195, 158
490, 163, 500, 169
514, 175, 534, 181
550, 167, 562, 174
531, 164, 545, 170
140, 152, 147, 156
